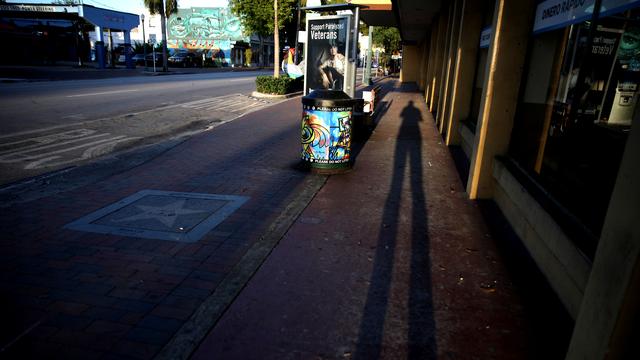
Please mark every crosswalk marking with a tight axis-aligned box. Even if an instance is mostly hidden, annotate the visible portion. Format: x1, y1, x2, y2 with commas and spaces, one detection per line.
0, 132, 110, 160
181, 94, 272, 114
0, 130, 138, 170
0, 93, 279, 172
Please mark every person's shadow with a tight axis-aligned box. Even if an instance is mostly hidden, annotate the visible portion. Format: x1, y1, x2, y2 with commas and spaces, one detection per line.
355, 100, 436, 359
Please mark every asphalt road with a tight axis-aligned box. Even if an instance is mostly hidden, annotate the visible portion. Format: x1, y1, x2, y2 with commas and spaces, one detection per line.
0, 70, 273, 134
0, 70, 276, 186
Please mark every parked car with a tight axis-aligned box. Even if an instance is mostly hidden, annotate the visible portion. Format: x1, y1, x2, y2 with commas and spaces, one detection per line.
168, 52, 197, 67
145, 53, 165, 66
132, 54, 146, 65
116, 49, 144, 65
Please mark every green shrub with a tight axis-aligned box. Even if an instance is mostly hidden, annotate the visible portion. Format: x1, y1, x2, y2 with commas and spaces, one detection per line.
256, 75, 303, 95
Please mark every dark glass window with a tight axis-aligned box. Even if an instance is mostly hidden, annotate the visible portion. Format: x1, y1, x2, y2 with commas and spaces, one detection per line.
509, 8, 637, 245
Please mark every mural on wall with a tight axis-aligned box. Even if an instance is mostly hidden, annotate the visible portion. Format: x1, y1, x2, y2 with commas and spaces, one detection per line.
167, 7, 248, 59
301, 105, 352, 164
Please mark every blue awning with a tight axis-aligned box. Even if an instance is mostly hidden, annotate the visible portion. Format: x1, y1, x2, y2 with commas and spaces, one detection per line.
0, 3, 139, 31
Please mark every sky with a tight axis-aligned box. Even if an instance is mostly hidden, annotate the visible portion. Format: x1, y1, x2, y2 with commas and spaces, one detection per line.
7, 0, 229, 15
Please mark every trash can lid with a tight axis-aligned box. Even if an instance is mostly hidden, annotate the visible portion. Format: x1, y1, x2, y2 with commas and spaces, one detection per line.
302, 89, 355, 107
303, 89, 351, 100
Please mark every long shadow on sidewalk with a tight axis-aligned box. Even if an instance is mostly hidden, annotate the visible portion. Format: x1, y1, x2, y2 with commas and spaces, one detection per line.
355, 99, 436, 358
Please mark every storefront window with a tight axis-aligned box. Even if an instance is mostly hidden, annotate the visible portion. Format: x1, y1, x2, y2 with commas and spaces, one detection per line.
510, 7, 637, 245
466, 48, 488, 133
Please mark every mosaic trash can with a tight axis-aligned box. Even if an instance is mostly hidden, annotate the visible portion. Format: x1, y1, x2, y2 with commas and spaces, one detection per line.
301, 90, 355, 173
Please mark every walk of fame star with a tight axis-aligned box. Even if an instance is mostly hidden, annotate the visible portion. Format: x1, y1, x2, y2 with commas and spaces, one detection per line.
112, 199, 208, 229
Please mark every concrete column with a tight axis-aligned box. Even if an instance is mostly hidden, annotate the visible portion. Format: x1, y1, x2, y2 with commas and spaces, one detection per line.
365, 26, 374, 86
418, 36, 430, 91
444, 0, 484, 146
425, 22, 438, 105
124, 30, 134, 69
436, 3, 455, 119
438, 0, 463, 134
400, 45, 419, 83
429, 10, 448, 113
107, 29, 114, 68
565, 112, 640, 359
466, 0, 536, 199
94, 25, 105, 69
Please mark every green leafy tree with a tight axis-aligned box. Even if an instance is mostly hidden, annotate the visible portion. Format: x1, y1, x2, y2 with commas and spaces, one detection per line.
370, 27, 401, 73
144, 0, 178, 72
229, 0, 296, 73
372, 26, 401, 54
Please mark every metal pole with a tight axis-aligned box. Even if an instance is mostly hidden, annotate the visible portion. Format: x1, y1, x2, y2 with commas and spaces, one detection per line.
364, 26, 373, 85
294, 0, 301, 64
349, 6, 359, 97
108, 28, 113, 68
141, 14, 147, 71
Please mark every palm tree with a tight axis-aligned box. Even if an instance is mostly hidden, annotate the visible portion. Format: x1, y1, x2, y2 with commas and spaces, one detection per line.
273, 0, 279, 78
143, 0, 178, 72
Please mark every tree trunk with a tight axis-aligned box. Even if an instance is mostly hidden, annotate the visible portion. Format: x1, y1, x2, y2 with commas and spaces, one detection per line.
259, 35, 264, 67
274, 0, 280, 78
160, 6, 168, 72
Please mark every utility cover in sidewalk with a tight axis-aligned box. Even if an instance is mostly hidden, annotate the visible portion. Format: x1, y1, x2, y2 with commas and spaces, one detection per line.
65, 190, 249, 242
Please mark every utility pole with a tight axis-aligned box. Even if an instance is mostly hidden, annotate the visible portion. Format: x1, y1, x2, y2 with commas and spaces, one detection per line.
274, 0, 280, 78
141, 14, 147, 71
364, 26, 373, 85
294, 0, 301, 64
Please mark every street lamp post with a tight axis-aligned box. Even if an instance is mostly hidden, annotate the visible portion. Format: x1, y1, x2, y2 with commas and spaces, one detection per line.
141, 14, 147, 71
294, 0, 301, 64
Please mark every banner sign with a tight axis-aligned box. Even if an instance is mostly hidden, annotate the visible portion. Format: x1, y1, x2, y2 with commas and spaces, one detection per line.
0, 4, 76, 13
305, 16, 350, 94
533, 0, 640, 34
479, 27, 492, 48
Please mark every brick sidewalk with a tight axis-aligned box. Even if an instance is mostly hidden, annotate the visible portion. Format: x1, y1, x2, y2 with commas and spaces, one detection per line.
191, 82, 565, 359
0, 96, 317, 359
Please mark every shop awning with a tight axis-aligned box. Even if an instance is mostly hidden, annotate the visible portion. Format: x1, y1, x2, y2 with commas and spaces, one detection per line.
350, 0, 442, 44
0, 3, 139, 31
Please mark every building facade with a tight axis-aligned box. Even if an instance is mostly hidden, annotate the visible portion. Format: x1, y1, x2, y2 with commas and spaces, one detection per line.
357, 0, 640, 359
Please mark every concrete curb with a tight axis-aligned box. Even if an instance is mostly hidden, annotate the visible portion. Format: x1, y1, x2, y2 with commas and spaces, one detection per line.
156, 174, 328, 360
251, 91, 303, 99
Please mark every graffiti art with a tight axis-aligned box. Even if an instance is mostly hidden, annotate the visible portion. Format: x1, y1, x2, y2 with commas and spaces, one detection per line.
167, 7, 248, 51
301, 105, 352, 164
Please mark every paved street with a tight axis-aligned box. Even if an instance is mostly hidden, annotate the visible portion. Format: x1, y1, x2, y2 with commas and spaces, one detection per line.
0, 70, 275, 185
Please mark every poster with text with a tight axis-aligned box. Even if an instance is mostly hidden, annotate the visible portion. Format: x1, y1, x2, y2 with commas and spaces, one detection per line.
305, 16, 350, 94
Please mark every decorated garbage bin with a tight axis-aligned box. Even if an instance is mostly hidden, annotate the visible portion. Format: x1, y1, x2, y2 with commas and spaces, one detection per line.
301, 90, 355, 173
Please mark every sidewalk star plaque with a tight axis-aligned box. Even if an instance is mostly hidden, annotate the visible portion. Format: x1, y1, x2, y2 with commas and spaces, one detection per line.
65, 190, 249, 242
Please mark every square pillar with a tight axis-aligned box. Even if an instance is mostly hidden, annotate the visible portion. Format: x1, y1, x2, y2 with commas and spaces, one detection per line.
418, 35, 430, 91
435, 3, 455, 119
429, 11, 448, 113
566, 111, 640, 359
425, 22, 439, 105
438, 0, 463, 134
124, 30, 134, 69
444, 0, 484, 146
466, 0, 536, 199
94, 25, 106, 69
400, 45, 420, 83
